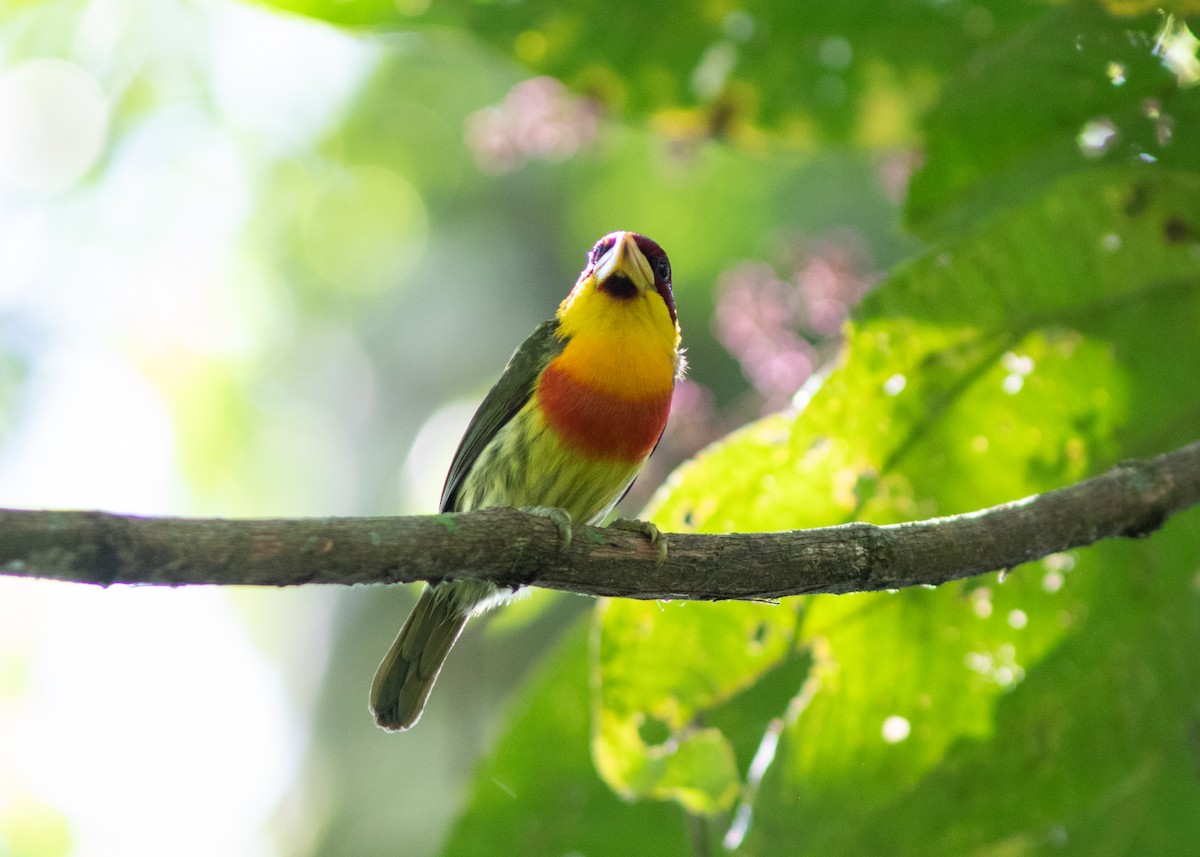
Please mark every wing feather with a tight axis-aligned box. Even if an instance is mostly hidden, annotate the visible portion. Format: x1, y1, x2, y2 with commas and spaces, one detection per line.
439, 320, 563, 513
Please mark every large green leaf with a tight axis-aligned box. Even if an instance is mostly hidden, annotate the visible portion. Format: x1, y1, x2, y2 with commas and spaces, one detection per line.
592, 599, 801, 815
745, 518, 1200, 857
653, 168, 1199, 536
595, 167, 1200, 852
442, 620, 689, 857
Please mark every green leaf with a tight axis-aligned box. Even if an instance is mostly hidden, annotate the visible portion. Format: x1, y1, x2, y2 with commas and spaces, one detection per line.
609, 167, 1200, 845
443, 620, 689, 857
746, 518, 1200, 856
908, 6, 1200, 237
654, 167, 1200, 536
592, 599, 800, 814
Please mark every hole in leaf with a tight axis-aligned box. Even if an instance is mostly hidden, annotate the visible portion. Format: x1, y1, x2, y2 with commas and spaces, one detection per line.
638, 715, 672, 746
1164, 216, 1191, 243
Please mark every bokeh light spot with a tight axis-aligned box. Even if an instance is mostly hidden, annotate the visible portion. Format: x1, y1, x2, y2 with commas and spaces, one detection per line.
0, 59, 109, 193
303, 165, 428, 294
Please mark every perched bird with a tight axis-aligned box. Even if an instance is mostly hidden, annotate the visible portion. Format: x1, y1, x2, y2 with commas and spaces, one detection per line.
370, 231, 683, 731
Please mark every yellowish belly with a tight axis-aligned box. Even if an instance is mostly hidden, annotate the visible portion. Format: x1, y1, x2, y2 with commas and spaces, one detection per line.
452, 401, 642, 524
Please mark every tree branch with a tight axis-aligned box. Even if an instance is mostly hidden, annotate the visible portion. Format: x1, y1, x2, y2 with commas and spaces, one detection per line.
2, 440, 1198, 600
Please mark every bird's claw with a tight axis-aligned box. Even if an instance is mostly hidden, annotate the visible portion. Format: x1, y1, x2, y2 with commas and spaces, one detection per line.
522, 506, 574, 554
608, 517, 669, 567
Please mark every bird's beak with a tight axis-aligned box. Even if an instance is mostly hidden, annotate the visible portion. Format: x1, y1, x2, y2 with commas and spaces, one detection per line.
593, 231, 654, 291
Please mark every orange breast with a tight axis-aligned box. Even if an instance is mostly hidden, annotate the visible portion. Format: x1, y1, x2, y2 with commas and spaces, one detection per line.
536, 359, 673, 463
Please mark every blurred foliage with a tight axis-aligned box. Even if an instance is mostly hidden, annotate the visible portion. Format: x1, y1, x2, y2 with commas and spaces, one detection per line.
0, 798, 72, 857
908, 4, 1200, 235
2, 0, 1198, 856
256, 0, 1043, 146
0, 351, 27, 445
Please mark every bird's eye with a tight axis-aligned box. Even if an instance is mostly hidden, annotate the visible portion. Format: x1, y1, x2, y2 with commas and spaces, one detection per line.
652, 255, 671, 282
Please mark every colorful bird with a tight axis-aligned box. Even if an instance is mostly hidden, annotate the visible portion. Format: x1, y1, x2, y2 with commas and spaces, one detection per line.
370, 231, 684, 731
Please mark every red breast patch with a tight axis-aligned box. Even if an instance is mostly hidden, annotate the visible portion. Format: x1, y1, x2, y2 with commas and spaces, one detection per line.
536, 360, 672, 462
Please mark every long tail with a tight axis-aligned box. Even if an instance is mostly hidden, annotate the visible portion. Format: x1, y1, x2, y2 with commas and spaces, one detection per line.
370, 585, 471, 731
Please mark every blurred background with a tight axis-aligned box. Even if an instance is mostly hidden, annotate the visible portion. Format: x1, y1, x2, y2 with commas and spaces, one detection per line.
0, 1, 916, 855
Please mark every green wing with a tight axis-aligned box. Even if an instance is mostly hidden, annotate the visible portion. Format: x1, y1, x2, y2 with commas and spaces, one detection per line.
440, 320, 564, 513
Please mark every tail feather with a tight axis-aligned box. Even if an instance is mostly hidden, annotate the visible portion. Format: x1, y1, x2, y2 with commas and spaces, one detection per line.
370, 586, 470, 732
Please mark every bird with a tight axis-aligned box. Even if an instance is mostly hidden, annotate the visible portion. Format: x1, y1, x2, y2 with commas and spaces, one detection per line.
370, 231, 684, 731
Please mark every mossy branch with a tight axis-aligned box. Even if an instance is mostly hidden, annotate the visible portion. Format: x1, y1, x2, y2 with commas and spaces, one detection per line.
1, 440, 1198, 599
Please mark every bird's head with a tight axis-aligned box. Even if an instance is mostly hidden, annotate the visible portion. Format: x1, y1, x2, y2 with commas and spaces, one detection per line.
556, 231, 679, 350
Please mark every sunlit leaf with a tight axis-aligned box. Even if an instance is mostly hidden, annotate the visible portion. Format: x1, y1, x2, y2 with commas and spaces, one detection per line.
655, 167, 1199, 535
612, 167, 1200, 846
443, 620, 689, 857
746, 519, 1200, 856
592, 599, 799, 814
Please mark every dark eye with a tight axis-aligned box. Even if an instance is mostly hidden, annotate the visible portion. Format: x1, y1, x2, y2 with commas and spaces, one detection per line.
652, 255, 671, 282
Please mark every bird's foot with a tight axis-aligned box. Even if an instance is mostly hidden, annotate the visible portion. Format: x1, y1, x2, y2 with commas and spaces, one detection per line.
608, 518, 669, 567
521, 506, 574, 553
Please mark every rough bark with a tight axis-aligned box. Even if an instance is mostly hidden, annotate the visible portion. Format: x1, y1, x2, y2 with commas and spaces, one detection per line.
1, 440, 1197, 600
